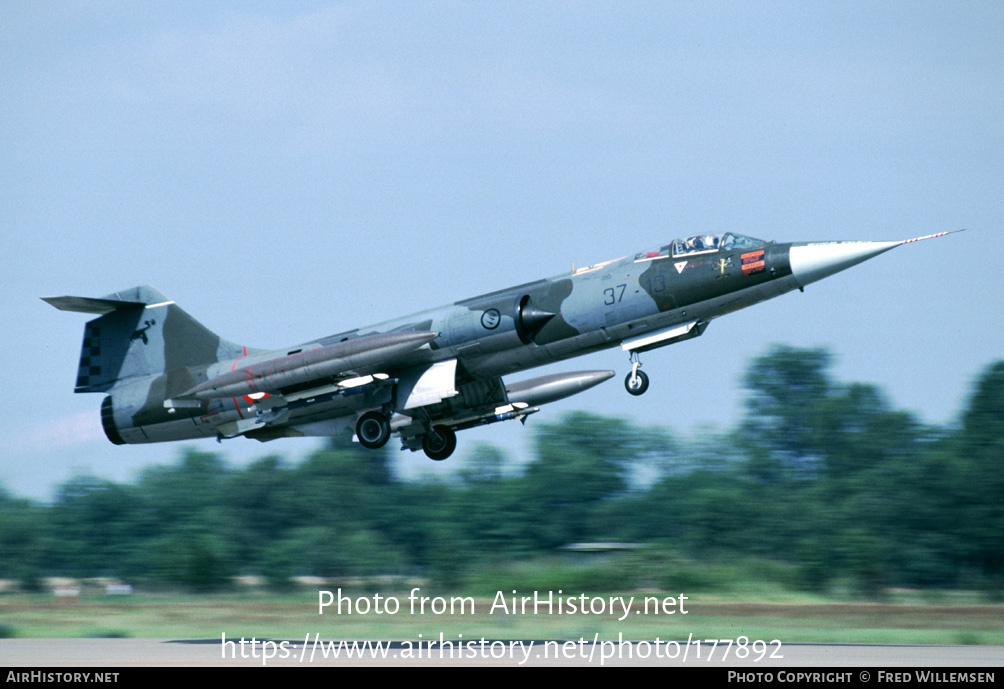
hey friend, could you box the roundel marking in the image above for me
[481,308,501,330]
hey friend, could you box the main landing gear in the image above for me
[356,411,391,449]
[422,425,457,461]
[624,351,650,396]
[356,412,457,461]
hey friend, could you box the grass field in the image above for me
[2,588,1002,645]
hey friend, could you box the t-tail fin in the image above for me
[43,285,245,392]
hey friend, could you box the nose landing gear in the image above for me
[624,351,649,396]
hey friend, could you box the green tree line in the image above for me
[2,346,1002,595]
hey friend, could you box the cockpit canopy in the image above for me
[634,233,766,262]
[673,232,765,256]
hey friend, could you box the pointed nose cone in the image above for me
[789,240,901,288]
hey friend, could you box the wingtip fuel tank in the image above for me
[181,330,438,400]
[506,370,616,408]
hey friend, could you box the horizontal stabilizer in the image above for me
[42,295,148,315]
[42,286,175,315]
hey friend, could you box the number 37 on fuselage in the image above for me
[44,230,960,461]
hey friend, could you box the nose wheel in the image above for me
[624,352,650,396]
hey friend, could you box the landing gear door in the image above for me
[398,359,459,410]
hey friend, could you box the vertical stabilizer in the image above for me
[43,286,244,392]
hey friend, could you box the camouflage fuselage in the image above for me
[104,237,798,444]
[52,231,962,450]
[322,239,796,378]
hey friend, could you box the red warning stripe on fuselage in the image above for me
[741,249,766,275]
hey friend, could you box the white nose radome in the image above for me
[789,241,901,288]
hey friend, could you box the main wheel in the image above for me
[422,425,457,461]
[356,411,391,449]
[624,369,650,396]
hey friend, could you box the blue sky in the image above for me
[3,2,1002,499]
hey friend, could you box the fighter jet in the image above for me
[45,230,960,461]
